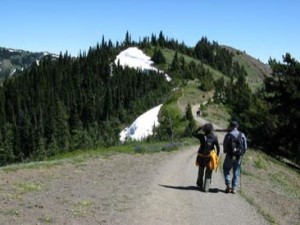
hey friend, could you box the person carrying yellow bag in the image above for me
[193,123,220,192]
[208,149,219,171]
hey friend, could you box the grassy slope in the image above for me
[223,45,272,91]
[241,150,300,225]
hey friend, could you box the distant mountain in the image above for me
[0,47,58,81]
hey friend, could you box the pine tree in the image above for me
[171,51,180,71]
[158,31,166,47]
[0,123,15,165]
[264,53,300,162]
[151,48,166,64]
[124,31,131,47]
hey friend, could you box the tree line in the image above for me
[0,31,258,165]
[147,31,300,164]
[212,54,300,164]
[1,31,298,165]
[0,37,172,165]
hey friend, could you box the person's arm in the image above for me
[223,133,229,153]
[215,139,220,156]
[212,134,220,156]
[242,133,247,151]
[192,126,202,138]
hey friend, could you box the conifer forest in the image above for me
[0,32,299,166]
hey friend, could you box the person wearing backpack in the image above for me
[223,121,247,194]
[193,123,220,192]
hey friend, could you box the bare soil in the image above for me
[0,145,271,225]
[0,105,298,225]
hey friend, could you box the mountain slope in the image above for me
[223,45,272,89]
[0,34,275,165]
[0,47,58,81]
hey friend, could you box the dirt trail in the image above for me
[126,146,270,225]
[0,146,270,225]
[0,105,271,225]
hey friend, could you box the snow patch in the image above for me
[120,104,162,142]
[114,47,171,81]
[9,68,16,76]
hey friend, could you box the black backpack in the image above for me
[201,134,215,153]
[228,132,244,156]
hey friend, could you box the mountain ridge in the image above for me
[0,47,58,81]
[2,32,293,166]
[1,40,272,84]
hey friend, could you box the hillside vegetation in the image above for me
[176,79,300,225]
[0,47,57,81]
[0,31,299,224]
[0,31,299,167]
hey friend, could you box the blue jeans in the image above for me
[223,154,242,189]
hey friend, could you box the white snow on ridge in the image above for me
[115,47,153,71]
[114,47,171,81]
[120,104,162,142]
[116,47,173,142]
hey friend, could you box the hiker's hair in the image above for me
[229,121,239,130]
[202,123,213,134]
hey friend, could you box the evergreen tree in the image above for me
[213,77,226,103]
[0,123,15,165]
[0,33,173,165]
[158,31,166,47]
[263,53,300,162]
[170,51,180,71]
[124,31,132,47]
[151,48,166,64]
[155,107,180,142]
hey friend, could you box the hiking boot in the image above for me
[204,179,211,192]
[196,180,203,188]
[225,186,231,193]
[231,188,237,194]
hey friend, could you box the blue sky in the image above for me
[1,0,299,63]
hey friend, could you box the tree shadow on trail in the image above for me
[159,184,225,193]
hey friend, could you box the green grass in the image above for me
[201,103,231,128]
[240,192,277,225]
[232,52,268,91]
[0,208,21,217]
[253,156,268,170]
[70,200,95,218]
[0,141,186,172]
[38,216,54,224]
[144,47,230,84]
[15,182,44,194]
[179,81,211,106]
[241,149,300,224]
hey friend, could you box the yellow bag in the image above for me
[208,150,219,171]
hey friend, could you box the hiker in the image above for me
[196,109,201,117]
[193,123,220,192]
[223,121,247,194]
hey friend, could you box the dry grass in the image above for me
[241,149,300,225]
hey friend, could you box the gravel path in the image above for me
[124,146,270,225]
[0,105,271,224]
[0,146,270,225]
